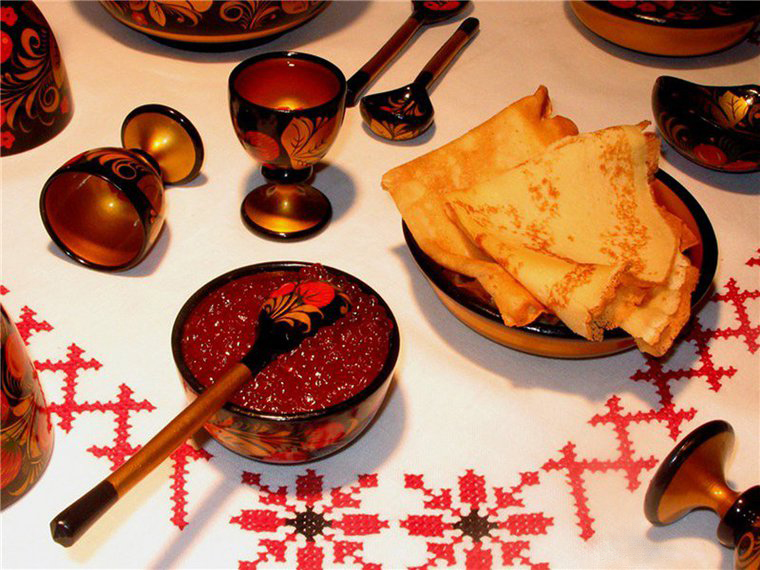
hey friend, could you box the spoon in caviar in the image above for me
[360,17,478,141]
[50,281,351,548]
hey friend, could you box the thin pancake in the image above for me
[446,125,697,355]
[382,86,578,326]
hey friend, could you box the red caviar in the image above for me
[181,266,393,414]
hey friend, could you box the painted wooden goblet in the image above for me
[645,420,760,570]
[39,104,204,271]
[229,51,346,240]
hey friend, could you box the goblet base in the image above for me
[241,182,332,240]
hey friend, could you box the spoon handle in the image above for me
[50,281,350,548]
[414,17,479,92]
[346,14,422,107]
[49,356,266,548]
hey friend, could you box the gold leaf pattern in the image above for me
[281,116,336,169]
[715,91,749,128]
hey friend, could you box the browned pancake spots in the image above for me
[548,264,594,309]
[506,205,522,229]
[527,173,560,219]
[525,221,554,251]
[597,136,649,273]
[528,182,548,212]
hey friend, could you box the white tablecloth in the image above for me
[2,2,759,568]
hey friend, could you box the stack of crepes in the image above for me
[382,86,699,356]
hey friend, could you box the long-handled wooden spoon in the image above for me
[50,281,351,547]
[345,0,470,107]
[360,17,479,141]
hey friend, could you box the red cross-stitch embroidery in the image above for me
[4,294,210,530]
[400,470,552,569]
[232,469,388,570]
[170,442,214,529]
[543,250,760,541]
[13,306,53,344]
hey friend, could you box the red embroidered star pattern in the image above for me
[400,470,552,569]
[232,469,388,570]
[2,244,757,567]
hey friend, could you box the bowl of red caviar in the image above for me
[171,262,400,464]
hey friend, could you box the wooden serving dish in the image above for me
[403,170,718,359]
[570,1,760,57]
[99,1,328,51]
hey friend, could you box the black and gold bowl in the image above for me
[99,1,329,51]
[403,170,718,359]
[653,76,760,173]
[171,262,400,464]
[570,1,760,57]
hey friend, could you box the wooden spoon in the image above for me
[50,281,351,547]
[360,17,479,141]
[345,0,470,107]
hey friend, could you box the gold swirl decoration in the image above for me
[81,148,156,182]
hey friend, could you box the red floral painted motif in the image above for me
[721,159,759,171]
[281,1,311,14]
[268,281,336,308]
[401,470,552,569]
[693,143,727,166]
[424,1,462,10]
[262,280,346,336]
[1,131,14,149]
[296,282,336,308]
[0,31,12,63]
[243,130,280,162]
[131,10,147,26]
[0,6,17,26]
[232,470,388,569]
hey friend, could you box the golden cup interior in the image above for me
[233,56,342,110]
[652,430,737,524]
[43,172,145,269]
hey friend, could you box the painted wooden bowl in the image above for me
[403,170,718,359]
[570,1,760,57]
[99,1,328,51]
[653,76,760,173]
[172,262,400,464]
